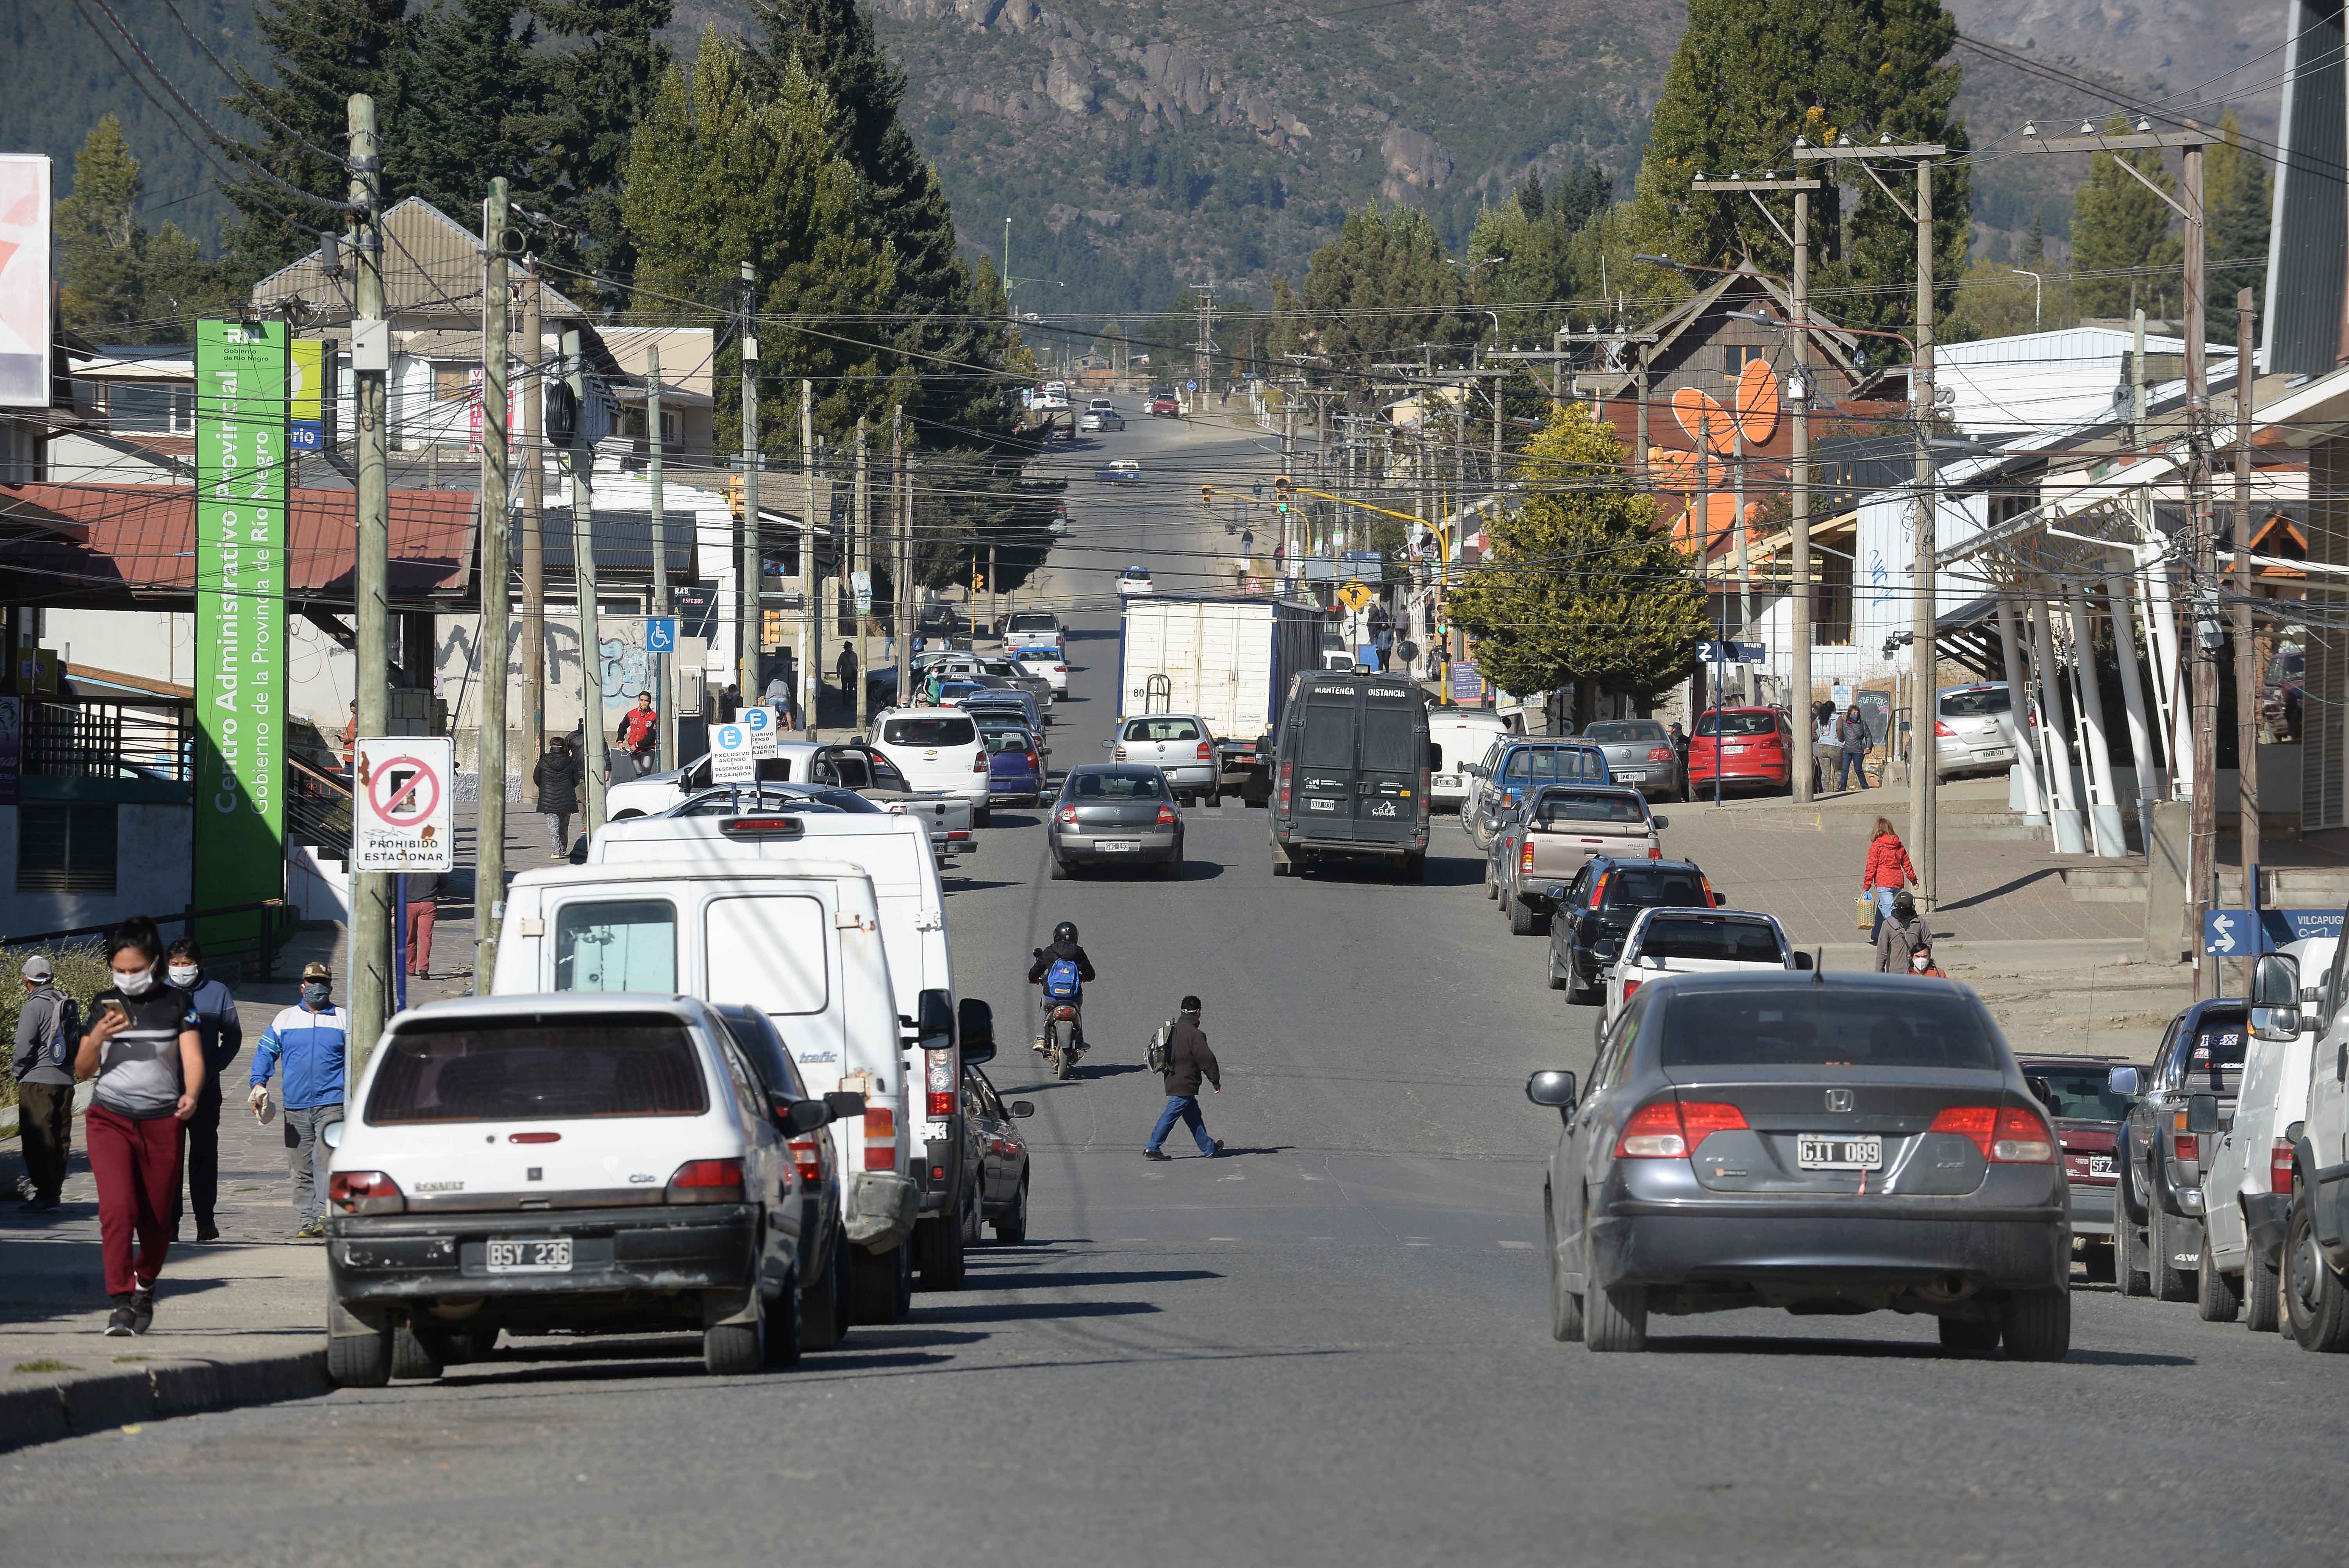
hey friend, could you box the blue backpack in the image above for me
[1043,956,1082,1000]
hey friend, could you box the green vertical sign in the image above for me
[193,319,289,941]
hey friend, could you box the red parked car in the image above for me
[1685,706,1794,795]
[1146,390,1182,417]
[2015,1053,2142,1283]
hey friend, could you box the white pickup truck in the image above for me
[2247,936,2349,1350]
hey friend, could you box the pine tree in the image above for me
[2205,108,2272,320]
[222,0,411,276]
[1447,401,1712,700]
[1297,205,1470,387]
[393,0,542,225]
[2021,213,2045,264]
[532,0,674,290]
[55,116,146,339]
[2069,114,2180,318]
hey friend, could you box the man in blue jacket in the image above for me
[248,962,347,1240]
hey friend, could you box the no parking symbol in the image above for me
[354,736,454,871]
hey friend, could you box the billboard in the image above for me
[289,338,325,450]
[193,320,290,934]
[0,155,52,409]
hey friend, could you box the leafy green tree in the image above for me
[2205,108,2272,320]
[56,116,238,342]
[1447,401,1711,701]
[1466,166,1616,342]
[1296,205,1472,396]
[2069,114,2180,318]
[1629,0,1971,345]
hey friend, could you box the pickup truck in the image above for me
[2111,999,2248,1303]
[603,741,974,855]
[1489,785,1663,936]
[1098,460,1142,484]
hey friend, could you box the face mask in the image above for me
[1912,952,1931,971]
[168,964,200,989]
[114,966,154,996]
[301,983,331,1008]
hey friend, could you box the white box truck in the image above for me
[1117,594,1332,801]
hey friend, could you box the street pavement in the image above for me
[7,411,2348,1563]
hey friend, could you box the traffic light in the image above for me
[1273,474,1292,513]
[1201,485,1214,507]
[727,474,745,520]
[973,572,986,593]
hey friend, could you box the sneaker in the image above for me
[104,1295,137,1336]
[18,1195,59,1214]
[1032,1039,1050,1054]
[296,1216,326,1240]
[195,1222,220,1242]
[1143,1149,1171,1162]
[130,1289,155,1335]
[1209,1140,1227,1158]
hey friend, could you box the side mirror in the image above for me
[824,1091,868,1121]
[1525,1069,1577,1118]
[916,987,954,1047]
[1544,884,1567,902]
[2252,952,2301,1008]
[780,1098,832,1135]
[1101,738,1116,748]
[319,1118,345,1151]
[2186,1093,2221,1135]
[2107,1066,2143,1099]
[1008,1101,1035,1119]
[1791,950,1815,971]
[958,997,996,1066]
[1712,891,1729,907]
[1652,815,1669,831]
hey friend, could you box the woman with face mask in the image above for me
[73,916,205,1335]
[164,937,241,1243]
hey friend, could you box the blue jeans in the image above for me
[1869,886,1897,941]
[1147,1094,1215,1155]
[1838,750,1869,789]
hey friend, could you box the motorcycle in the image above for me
[1032,948,1087,1081]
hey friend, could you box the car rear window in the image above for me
[1603,868,1707,907]
[1638,915,1784,964]
[1695,712,1778,737]
[1361,704,1420,771]
[554,900,676,992]
[2028,1065,2133,1121]
[884,716,977,747]
[365,1016,708,1123]
[1660,989,2002,1071]
[1128,718,1203,741]
[1940,688,2012,718]
[980,729,1035,754]
[1505,747,1604,780]
[1071,768,1163,799]
[2186,1014,2249,1071]
[1007,614,1056,631]
[1535,793,1648,827]
[1584,721,1668,745]
[1298,706,1354,768]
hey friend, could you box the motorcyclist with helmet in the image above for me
[1027,921,1097,1055]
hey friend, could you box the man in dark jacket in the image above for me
[1144,996,1224,1161]
[164,938,241,1240]
[533,736,582,854]
[13,955,79,1212]
[1026,921,1096,1054]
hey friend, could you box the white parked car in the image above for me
[1600,906,1804,1028]
[1428,712,1511,813]
[867,706,992,823]
[1936,682,2029,779]
[2202,935,2335,1331]
[1011,647,1069,697]
[1003,609,1064,654]
[1115,564,1154,595]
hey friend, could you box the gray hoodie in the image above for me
[1874,910,1931,973]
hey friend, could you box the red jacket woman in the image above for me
[1862,819,1918,891]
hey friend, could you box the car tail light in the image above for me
[1649,844,1662,859]
[1278,760,1293,813]
[1621,977,1643,1000]
[329,1171,405,1215]
[1027,752,1041,773]
[1113,744,1128,761]
[928,1090,955,1118]
[2272,1138,2296,1194]
[864,1105,898,1171]
[1052,665,1065,675]
[666,1158,745,1203]
[1588,871,1609,909]
[1521,840,1536,873]
[1615,1098,1747,1158]
[1929,1105,2055,1163]
[1935,720,1955,738]
[1418,767,1431,823]
[788,1135,824,1183]
[1156,804,1178,826]
[2173,1132,2199,1165]
[1648,746,1673,763]
[1196,741,1213,761]
[1057,804,1078,825]
[973,751,988,773]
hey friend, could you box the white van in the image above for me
[588,810,979,1288]
[2203,935,2336,1329]
[1429,712,1511,812]
[869,707,990,821]
[491,855,923,1319]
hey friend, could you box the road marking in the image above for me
[1499,1240,1534,1250]
[1208,1236,1241,1242]
[1218,1174,1246,1181]
[1309,1236,1334,1242]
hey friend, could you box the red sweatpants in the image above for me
[405,900,435,974]
[86,1104,184,1297]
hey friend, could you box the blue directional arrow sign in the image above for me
[2202,908,2345,955]
[645,616,677,653]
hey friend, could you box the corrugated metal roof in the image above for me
[250,199,590,324]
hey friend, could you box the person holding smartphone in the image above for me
[75,916,204,1336]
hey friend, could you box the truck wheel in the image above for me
[390,1322,445,1381]
[2001,1289,2072,1361]
[2246,1248,2281,1333]
[1509,897,1537,936]
[2283,1187,2349,1351]
[916,1212,966,1291]
[327,1314,392,1388]
[1936,1316,2000,1356]
[850,1243,908,1324]
[703,1315,763,1376]
[802,1230,848,1351]
[2150,1205,2194,1302]
[2118,1212,2152,1297]
[2197,1239,2242,1322]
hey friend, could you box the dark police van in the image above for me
[1268,672,1435,881]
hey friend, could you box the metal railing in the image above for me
[287,754,353,857]
[0,898,290,980]
[20,696,193,784]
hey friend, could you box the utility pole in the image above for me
[738,262,761,707]
[854,415,870,733]
[1798,135,1946,905]
[1194,285,1215,409]
[347,92,390,1068]
[893,406,909,702]
[564,328,607,836]
[800,379,817,740]
[2020,118,2218,987]
[2233,287,2259,944]
[520,267,545,770]
[475,178,512,993]
[649,343,672,770]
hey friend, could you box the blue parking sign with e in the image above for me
[1186,380,1197,392]
[646,616,677,652]
[742,705,770,733]
[710,723,756,782]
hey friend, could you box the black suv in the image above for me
[1544,855,1723,1004]
[2111,998,2247,1302]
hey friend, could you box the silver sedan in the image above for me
[1048,763,1184,879]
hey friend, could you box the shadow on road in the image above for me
[958,1269,1222,1290]
[1645,1335,2194,1366]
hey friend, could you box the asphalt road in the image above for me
[8,412,2348,1564]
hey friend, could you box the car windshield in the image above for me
[1070,768,1163,800]
[365,1016,708,1123]
[883,716,976,747]
[1638,915,1784,964]
[1602,868,1707,907]
[1128,718,1203,741]
[1661,988,2002,1071]
[2028,1065,2134,1121]
[1534,793,1648,827]
[1695,712,1777,737]
[1940,688,2012,718]
[1584,721,1667,745]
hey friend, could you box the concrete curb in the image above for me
[0,1347,330,1452]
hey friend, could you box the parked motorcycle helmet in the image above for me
[1053,920,1078,944]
